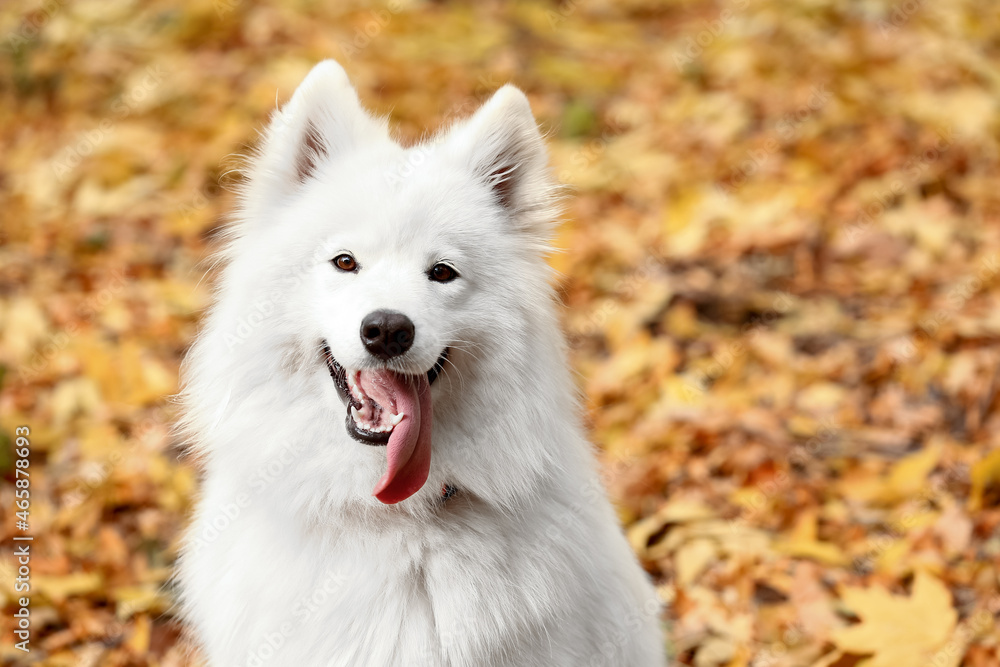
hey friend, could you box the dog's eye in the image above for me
[332,254,358,272]
[429,263,458,283]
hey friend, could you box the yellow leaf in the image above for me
[0,298,50,360]
[675,538,718,587]
[888,442,942,499]
[969,449,1000,511]
[651,498,716,525]
[776,539,848,566]
[874,538,911,577]
[775,511,848,566]
[50,378,103,428]
[789,510,819,542]
[796,382,845,413]
[125,614,151,653]
[695,635,735,667]
[33,572,103,603]
[627,499,715,555]
[111,585,168,618]
[832,571,956,663]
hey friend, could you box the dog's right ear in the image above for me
[243,60,388,208]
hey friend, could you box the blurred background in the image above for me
[1,0,999,665]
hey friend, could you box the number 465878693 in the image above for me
[14,426,30,527]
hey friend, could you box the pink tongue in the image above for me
[362,371,432,504]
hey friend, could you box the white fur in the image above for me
[177,60,667,667]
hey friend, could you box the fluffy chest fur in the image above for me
[182,474,663,666]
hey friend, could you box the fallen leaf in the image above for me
[887,442,942,500]
[675,538,719,587]
[969,449,1000,511]
[775,511,848,566]
[33,572,104,604]
[831,571,957,666]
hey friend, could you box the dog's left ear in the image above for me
[446,85,559,239]
[242,60,390,214]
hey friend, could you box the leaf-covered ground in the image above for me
[2,0,1000,665]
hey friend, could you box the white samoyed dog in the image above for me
[177,60,667,667]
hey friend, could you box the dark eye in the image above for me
[332,254,358,272]
[429,263,458,283]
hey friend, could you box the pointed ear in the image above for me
[243,60,389,209]
[444,85,559,239]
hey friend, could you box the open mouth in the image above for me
[322,343,447,444]
[322,342,447,504]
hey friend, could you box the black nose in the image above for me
[360,310,415,360]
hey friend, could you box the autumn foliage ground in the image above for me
[1,0,1000,665]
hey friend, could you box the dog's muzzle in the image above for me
[321,343,448,445]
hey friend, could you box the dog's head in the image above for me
[187,61,565,508]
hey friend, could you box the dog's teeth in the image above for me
[389,413,404,426]
[350,372,365,397]
[350,406,362,423]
